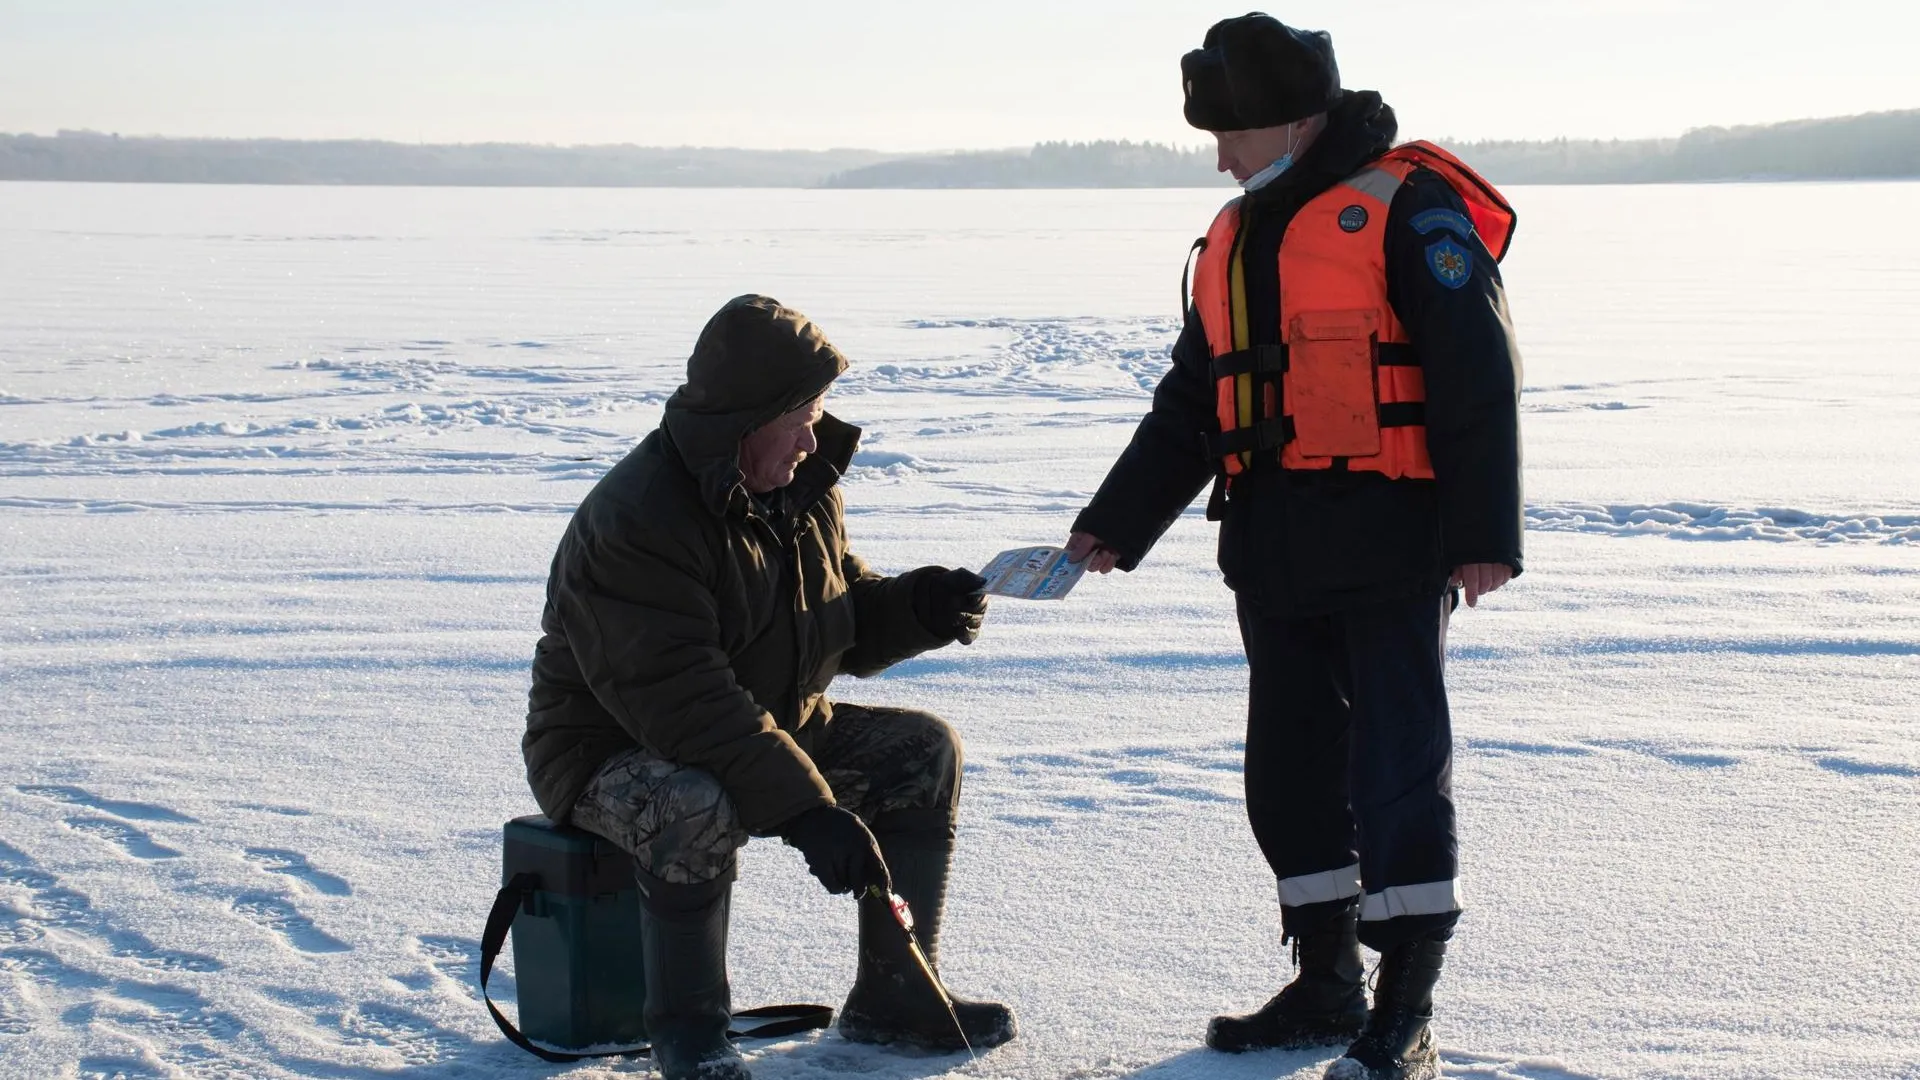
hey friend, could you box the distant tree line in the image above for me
[0,133,890,187]
[823,110,1920,187]
[818,140,1220,188]
[3,110,1915,188]
[1456,110,1920,184]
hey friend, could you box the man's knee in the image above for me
[639,767,749,884]
[573,752,748,886]
[821,706,964,822]
[904,709,962,777]
[893,709,963,812]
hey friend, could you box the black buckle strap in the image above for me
[480,873,834,1063]
[1208,404,1423,465]
[1213,342,1413,376]
[1210,417,1293,458]
[1209,344,1288,378]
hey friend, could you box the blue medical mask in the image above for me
[1239,125,1303,191]
[1239,153,1294,191]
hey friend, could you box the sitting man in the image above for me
[521,294,1015,1079]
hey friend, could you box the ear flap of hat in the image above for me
[1181,47,1243,131]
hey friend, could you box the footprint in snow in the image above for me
[1585,738,1741,770]
[1812,754,1919,779]
[414,934,489,992]
[15,785,198,824]
[75,1055,171,1080]
[1,946,110,990]
[0,913,42,947]
[232,893,351,954]
[0,978,34,1036]
[0,850,220,972]
[100,925,225,974]
[243,847,352,896]
[67,817,183,860]
[66,980,252,1080]
[330,1001,473,1065]
[64,978,243,1044]
[261,984,346,1010]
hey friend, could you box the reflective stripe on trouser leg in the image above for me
[1360,879,1462,921]
[1235,595,1362,941]
[1277,863,1363,907]
[1343,590,1459,942]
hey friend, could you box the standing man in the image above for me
[525,295,1015,1080]
[1065,14,1522,1080]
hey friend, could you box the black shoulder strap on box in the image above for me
[480,872,835,1063]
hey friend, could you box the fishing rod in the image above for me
[862,883,977,1066]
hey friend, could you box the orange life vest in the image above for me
[1190,141,1514,480]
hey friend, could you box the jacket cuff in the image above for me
[1445,552,1524,576]
[1070,506,1153,571]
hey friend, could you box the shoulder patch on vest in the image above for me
[1410,207,1475,240]
[1338,205,1369,232]
[1426,237,1473,290]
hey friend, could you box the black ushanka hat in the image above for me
[1182,13,1342,131]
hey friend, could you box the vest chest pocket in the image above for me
[1287,309,1381,459]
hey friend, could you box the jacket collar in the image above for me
[1244,89,1399,210]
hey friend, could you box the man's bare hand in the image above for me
[1065,532,1120,574]
[1451,563,1513,608]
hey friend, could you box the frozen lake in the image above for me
[2,180,1918,1080]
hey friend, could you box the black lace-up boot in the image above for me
[1207,899,1367,1052]
[1323,929,1449,1080]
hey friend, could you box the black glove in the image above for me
[779,805,889,895]
[912,566,989,645]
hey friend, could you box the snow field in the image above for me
[2,181,1917,1078]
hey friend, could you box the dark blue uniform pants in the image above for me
[1238,588,1461,951]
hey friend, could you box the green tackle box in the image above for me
[501,814,647,1049]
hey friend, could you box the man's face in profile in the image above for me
[739,394,827,493]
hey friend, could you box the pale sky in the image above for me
[2,0,1915,150]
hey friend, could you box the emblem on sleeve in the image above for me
[1410,207,1476,240]
[1338,205,1369,232]
[1426,237,1473,289]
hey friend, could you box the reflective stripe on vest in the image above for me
[1191,141,1515,479]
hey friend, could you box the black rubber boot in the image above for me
[638,871,751,1080]
[838,812,1016,1051]
[1207,900,1368,1052]
[1324,930,1449,1080]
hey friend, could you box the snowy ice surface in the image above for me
[2,182,1917,1080]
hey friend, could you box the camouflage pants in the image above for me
[570,704,962,886]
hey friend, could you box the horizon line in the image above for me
[10,105,1918,155]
